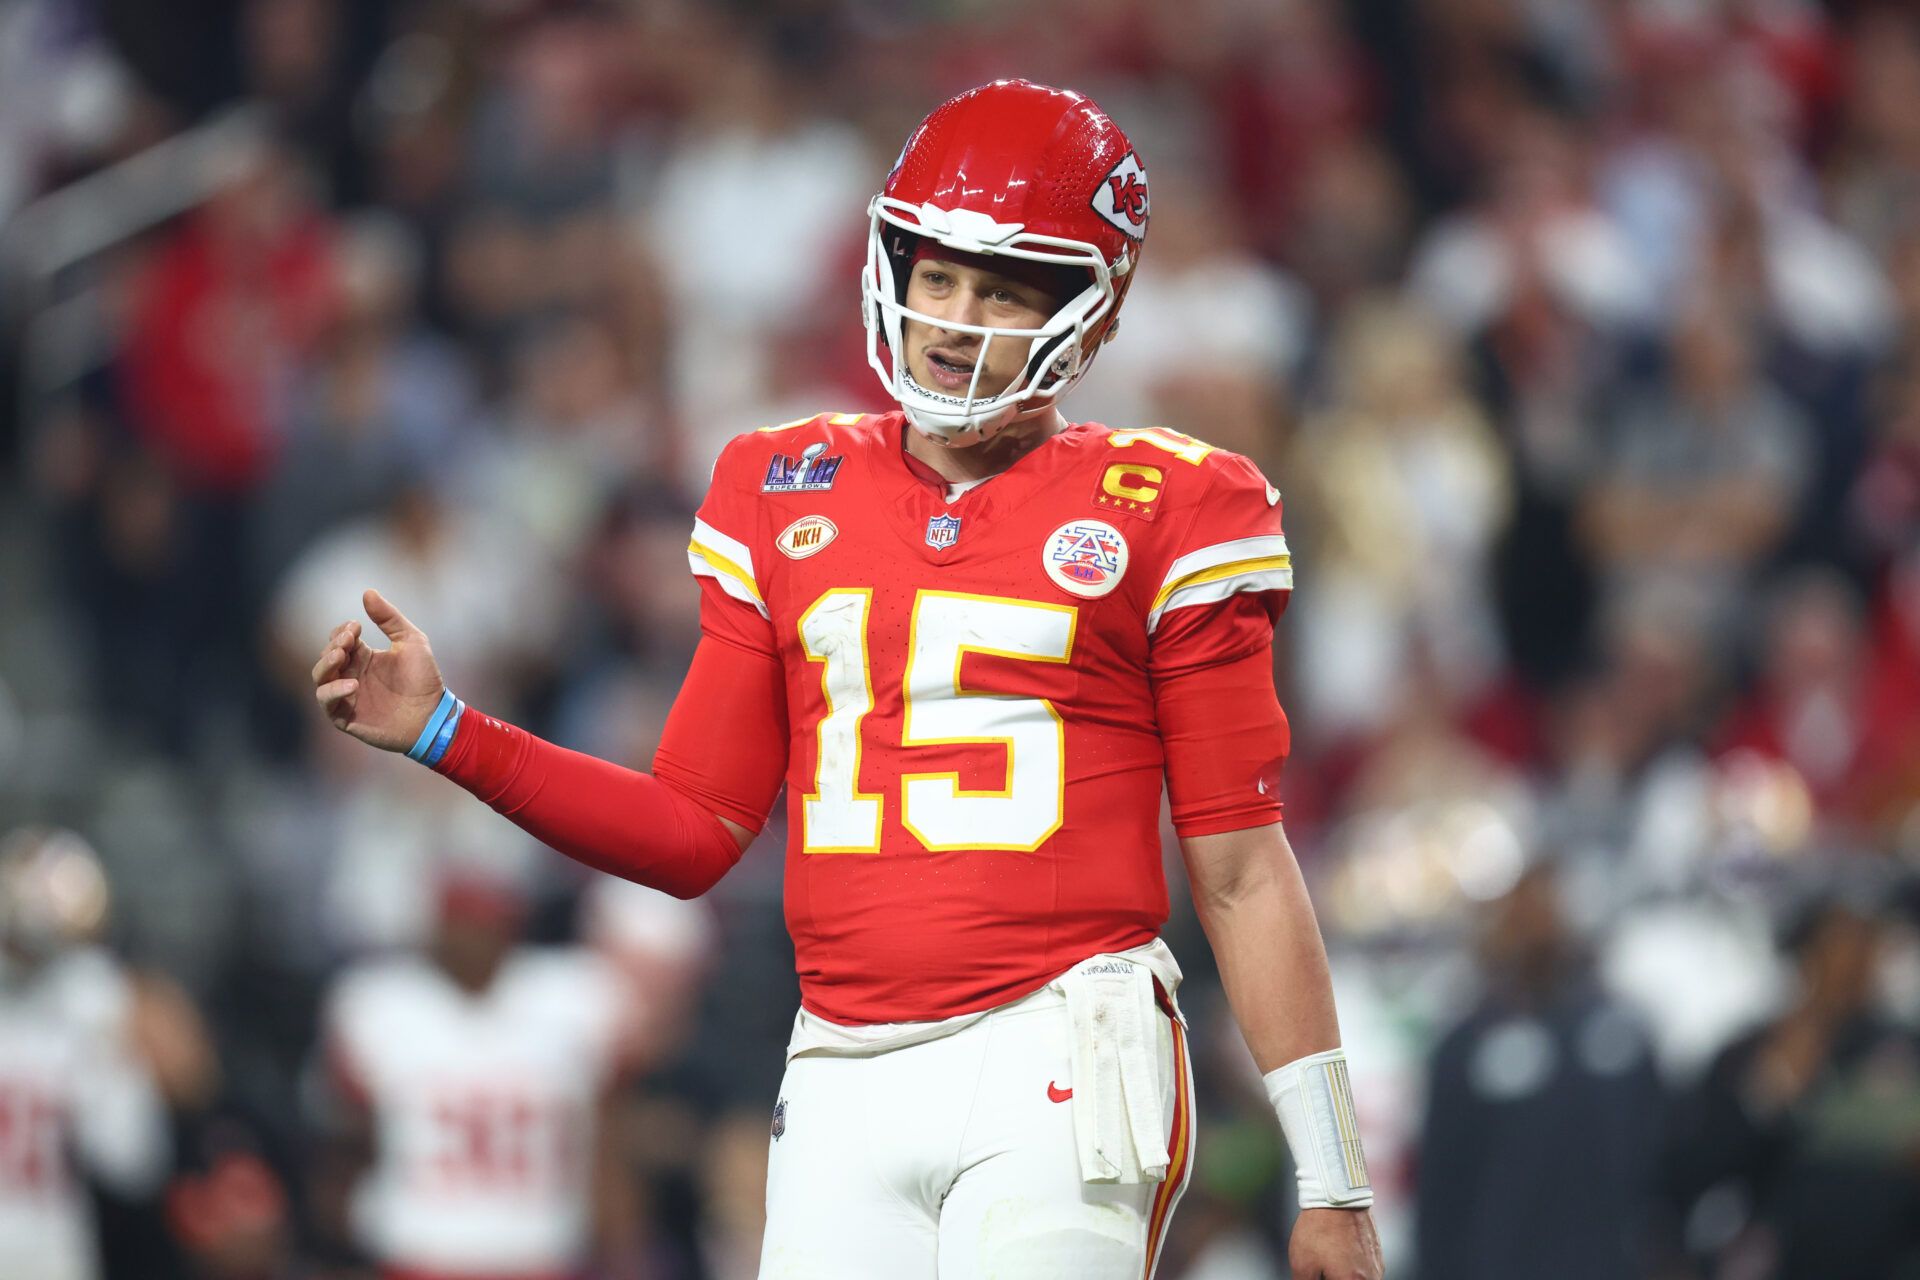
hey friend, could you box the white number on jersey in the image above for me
[799,590,1078,854]
[798,590,885,852]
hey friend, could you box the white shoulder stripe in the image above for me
[688,516,768,618]
[691,517,756,581]
[1147,565,1294,634]
[687,547,771,618]
[1154,535,1289,602]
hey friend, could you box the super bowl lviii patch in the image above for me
[763,442,845,493]
[1043,520,1128,598]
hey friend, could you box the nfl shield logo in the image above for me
[926,514,962,550]
[772,1098,787,1140]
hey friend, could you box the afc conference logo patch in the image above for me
[926,513,962,550]
[1091,151,1149,240]
[1043,519,1129,599]
[777,514,837,559]
[763,441,845,493]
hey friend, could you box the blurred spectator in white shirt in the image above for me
[267,481,559,719]
[641,34,874,483]
[1288,297,1512,738]
[0,827,198,1280]
[1411,104,1657,342]
[1602,54,1892,361]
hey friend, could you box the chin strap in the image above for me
[898,377,1018,442]
[898,371,1059,443]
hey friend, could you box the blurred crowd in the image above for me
[2,0,1920,1277]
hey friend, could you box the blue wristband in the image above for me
[421,697,465,768]
[418,694,462,767]
[407,689,460,762]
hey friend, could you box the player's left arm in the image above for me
[1160,646,1383,1279]
[1148,449,1381,1279]
[1180,822,1384,1280]
[1180,822,1337,1079]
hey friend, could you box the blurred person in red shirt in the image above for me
[1713,569,1920,837]
[118,136,338,496]
[166,1148,302,1280]
[98,135,339,758]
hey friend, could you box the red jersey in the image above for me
[688,412,1291,1024]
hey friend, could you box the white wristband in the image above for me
[1264,1047,1373,1209]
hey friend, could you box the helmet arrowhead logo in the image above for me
[1107,173,1147,222]
[1091,151,1149,239]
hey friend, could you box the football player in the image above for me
[0,827,174,1280]
[314,79,1383,1280]
[315,861,637,1280]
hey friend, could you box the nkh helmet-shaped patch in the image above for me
[864,80,1149,443]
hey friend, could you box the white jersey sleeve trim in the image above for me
[1147,534,1292,633]
[688,516,769,619]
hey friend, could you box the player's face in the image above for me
[902,254,1059,408]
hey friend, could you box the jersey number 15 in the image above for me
[798,589,1077,854]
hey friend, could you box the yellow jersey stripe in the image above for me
[1151,554,1292,612]
[687,539,763,602]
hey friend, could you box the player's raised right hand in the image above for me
[312,588,448,753]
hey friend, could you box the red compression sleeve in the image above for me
[432,636,787,899]
[1154,646,1290,837]
[653,634,790,832]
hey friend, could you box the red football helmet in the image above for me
[864,79,1149,441]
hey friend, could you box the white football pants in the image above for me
[758,982,1194,1279]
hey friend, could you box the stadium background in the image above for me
[3,0,1920,1275]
